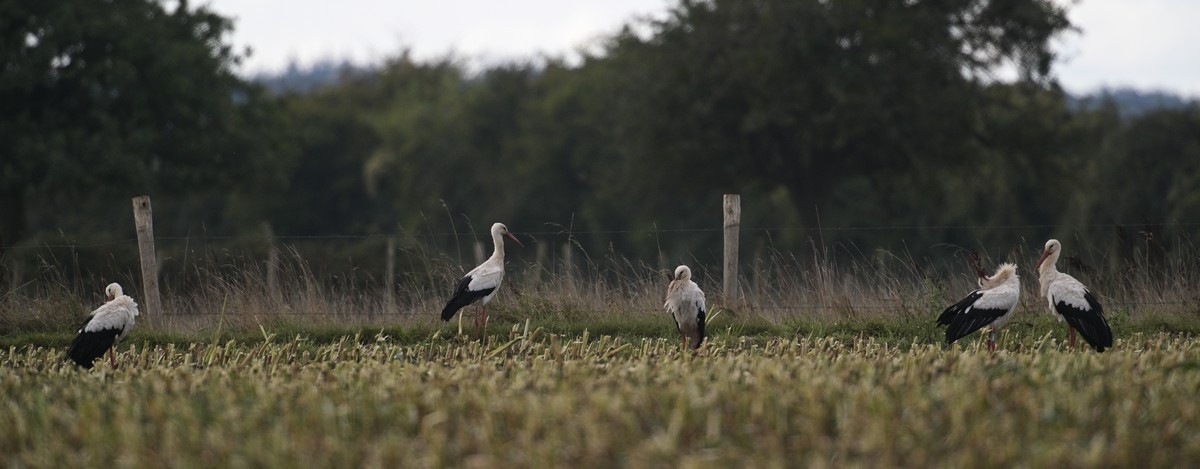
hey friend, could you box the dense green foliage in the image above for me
[3,0,1200,292]
[0,0,287,243]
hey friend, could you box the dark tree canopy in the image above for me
[5,0,1200,290]
[589,0,1073,236]
[0,0,284,242]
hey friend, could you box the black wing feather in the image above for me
[938,290,1007,344]
[66,326,121,369]
[945,308,1008,344]
[937,290,982,326]
[440,275,495,321]
[1055,290,1114,352]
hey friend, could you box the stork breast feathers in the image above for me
[1046,275,1092,310]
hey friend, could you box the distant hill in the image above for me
[1068,87,1197,117]
[253,62,1198,118]
[253,60,375,95]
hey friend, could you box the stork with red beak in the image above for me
[67,283,140,369]
[937,262,1020,352]
[1037,239,1113,352]
[441,222,523,338]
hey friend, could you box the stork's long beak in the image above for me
[504,232,524,248]
[1036,250,1051,268]
[106,294,115,301]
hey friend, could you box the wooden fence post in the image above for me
[534,241,547,283]
[131,196,164,315]
[723,194,741,301]
[383,237,396,311]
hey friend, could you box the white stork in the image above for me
[664,265,706,353]
[937,262,1021,352]
[67,282,140,369]
[441,222,523,337]
[1037,239,1113,352]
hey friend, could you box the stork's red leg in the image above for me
[109,348,116,368]
[472,306,479,339]
[987,328,996,353]
[481,305,488,339]
[1069,326,1077,348]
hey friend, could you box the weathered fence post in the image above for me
[562,242,574,288]
[383,237,396,311]
[131,196,164,315]
[723,194,741,301]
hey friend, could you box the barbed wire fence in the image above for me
[2,195,1198,320]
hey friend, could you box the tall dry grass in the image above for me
[2,228,1198,336]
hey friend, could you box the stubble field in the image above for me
[3,327,1199,467]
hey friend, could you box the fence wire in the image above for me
[3,221,1197,316]
[3,220,1198,251]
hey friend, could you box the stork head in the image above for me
[492,222,524,247]
[674,265,692,281]
[105,282,123,301]
[1037,239,1061,269]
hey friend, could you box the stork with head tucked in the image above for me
[664,265,706,353]
[1037,239,1113,352]
[67,283,140,369]
[937,262,1021,352]
[441,222,523,338]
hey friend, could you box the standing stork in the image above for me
[441,222,523,338]
[67,283,140,369]
[1037,239,1113,352]
[937,262,1021,352]
[664,265,706,353]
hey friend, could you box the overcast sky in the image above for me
[202,0,1200,97]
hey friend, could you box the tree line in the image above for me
[3,0,1198,289]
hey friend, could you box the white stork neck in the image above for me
[1038,251,1060,297]
[1038,251,1060,276]
[489,230,506,262]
